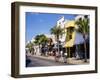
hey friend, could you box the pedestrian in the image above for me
[55,49,60,62]
[31,47,34,55]
[45,46,48,56]
[62,48,67,63]
[63,52,67,63]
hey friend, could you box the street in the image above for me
[26,55,69,67]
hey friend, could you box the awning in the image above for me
[74,32,85,45]
[64,20,77,29]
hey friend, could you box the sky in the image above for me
[25,12,77,43]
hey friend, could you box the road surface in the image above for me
[26,55,68,67]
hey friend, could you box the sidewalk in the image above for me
[28,53,89,65]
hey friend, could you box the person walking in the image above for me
[55,49,60,62]
[32,47,35,55]
[62,48,67,63]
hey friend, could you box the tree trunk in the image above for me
[39,43,41,54]
[83,37,87,62]
[57,40,60,55]
[57,36,60,55]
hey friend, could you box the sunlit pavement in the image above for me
[26,54,69,67]
[26,53,89,67]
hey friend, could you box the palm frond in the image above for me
[75,15,89,34]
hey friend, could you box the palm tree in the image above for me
[26,41,34,53]
[50,25,64,54]
[75,15,89,62]
[34,34,48,45]
[34,34,48,52]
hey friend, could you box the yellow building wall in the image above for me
[64,20,77,48]
[64,31,76,47]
